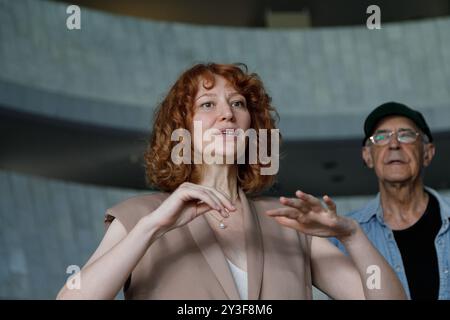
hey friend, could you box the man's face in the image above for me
[362,116,435,184]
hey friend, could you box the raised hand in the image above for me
[266,190,357,239]
[149,182,236,236]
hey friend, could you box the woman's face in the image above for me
[192,75,251,162]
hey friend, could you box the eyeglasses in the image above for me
[369,129,420,146]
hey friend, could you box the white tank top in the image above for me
[226,259,248,300]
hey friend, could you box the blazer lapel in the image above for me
[187,188,265,300]
[188,213,241,300]
[239,188,264,300]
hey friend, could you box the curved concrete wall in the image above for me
[0,170,141,299]
[1,0,450,139]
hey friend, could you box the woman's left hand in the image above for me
[266,190,357,239]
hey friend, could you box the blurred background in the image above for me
[1,0,450,299]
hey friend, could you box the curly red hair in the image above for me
[144,63,280,194]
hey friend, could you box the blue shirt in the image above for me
[329,187,450,300]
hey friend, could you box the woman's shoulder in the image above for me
[108,191,170,213]
[105,191,170,233]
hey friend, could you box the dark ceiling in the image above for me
[52,0,450,28]
[2,106,450,197]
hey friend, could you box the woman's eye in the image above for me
[231,100,245,108]
[200,102,213,109]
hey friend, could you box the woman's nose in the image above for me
[218,103,234,121]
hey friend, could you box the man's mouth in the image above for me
[386,160,405,165]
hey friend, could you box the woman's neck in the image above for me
[197,165,239,204]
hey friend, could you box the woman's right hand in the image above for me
[148,182,236,237]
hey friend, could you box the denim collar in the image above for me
[426,187,450,223]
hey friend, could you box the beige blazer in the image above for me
[104,187,313,300]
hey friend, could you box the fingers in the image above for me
[206,187,236,212]
[184,183,235,219]
[322,195,336,213]
[295,190,323,212]
[266,207,302,220]
[280,196,315,214]
[278,190,331,215]
[273,216,302,231]
[196,187,236,218]
[201,190,230,218]
[194,191,223,216]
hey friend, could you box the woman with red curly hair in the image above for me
[57,63,405,300]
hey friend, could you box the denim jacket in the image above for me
[329,187,450,299]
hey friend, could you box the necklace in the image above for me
[208,211,227,229]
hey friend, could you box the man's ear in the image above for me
[423,143,435,167]
[362,146,374,168]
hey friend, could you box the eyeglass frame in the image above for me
[367,128,426,146]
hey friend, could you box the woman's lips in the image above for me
[221,128,238,135]
[211,128,239,136]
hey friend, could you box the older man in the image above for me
[330,101,450,300]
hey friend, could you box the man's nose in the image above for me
[388,132,400,149]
